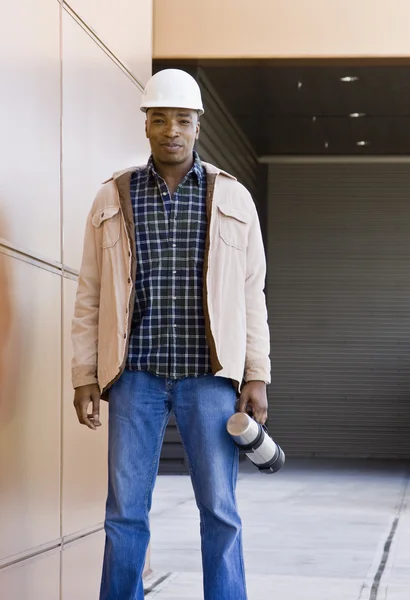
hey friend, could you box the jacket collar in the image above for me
[202,161,237,181]
[102,159,237,185]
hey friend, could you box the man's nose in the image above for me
[164,121,179,137]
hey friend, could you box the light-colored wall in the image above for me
[154,0,410,59]
[0,1,151,598]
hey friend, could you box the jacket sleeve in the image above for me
[244,201,271,384]
[71,201,103,390]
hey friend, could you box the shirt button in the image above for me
[173,270,177,274]
[128,278,131,284]
[173,296,177,300]
[163,192,167,196]
[172,243,176,248]
[124,333,127,339]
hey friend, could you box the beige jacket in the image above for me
[72,162,270,397]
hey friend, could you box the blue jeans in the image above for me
[99,370,247,600]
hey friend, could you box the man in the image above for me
[72,69,270,600]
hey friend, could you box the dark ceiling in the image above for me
[153,60,410,156]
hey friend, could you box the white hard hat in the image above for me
[140,69,204,116]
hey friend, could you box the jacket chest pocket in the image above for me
[92,206,121,248]
[218,204,250,251]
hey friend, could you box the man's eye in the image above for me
[153,119,164,124]
[180,120,190,125]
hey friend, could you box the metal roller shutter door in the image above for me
[267,162,410,458]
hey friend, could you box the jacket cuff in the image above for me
[244,368,271,385]
[72,365,99,390]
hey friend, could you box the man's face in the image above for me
[145,108,200,166]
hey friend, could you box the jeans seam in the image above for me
[143,406,170,520]
[174,414,204,518]
[174,416,209,595]
[232,444,247,600]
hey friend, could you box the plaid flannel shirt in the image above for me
[126,152,212,378]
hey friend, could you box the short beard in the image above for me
[154,151,193,166]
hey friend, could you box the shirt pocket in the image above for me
[217,204,250,251]
[92,206,121,248]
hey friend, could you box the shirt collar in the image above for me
[191,151,204,184]
[147,151,203,185]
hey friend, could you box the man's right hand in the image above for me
[73,384,102,430]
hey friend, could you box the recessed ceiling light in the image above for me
[341,76,359,82]
[312,116,317,122]
[324,142,329,149]
[349,112,366,118]
[356,140,369,147]
[298,81,303,89]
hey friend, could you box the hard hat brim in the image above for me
[140,102,204,116]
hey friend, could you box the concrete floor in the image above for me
[144,459,410,600]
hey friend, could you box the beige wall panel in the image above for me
[0,550,60,600]
[62,530,105,599]
[0,0,60,260]
[62,277,108,537]
[154,0,410,58]
[62,13,150,271]
[65,0,152,83]
[0,256,61,561]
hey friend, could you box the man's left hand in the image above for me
[237,381,268,425]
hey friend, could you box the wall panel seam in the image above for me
[62,1,145,92]
[0,526,104,571]
[0,240,81,277]
[63,265,79,278]
[0,242,62,276]
[62,524,104,547]
[59,1,64,596]
[0,540,61,570]
[63,270,79,281]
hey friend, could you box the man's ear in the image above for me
[196,119,201,140]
